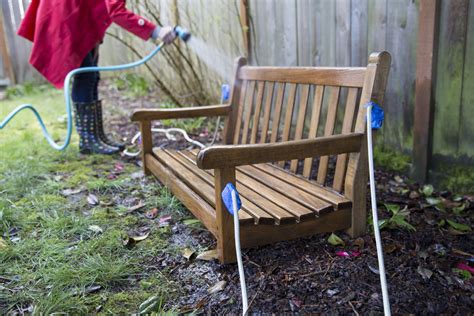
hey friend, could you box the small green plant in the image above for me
[378,204,416,231]
[111,73,150,97]
[5,82,51,99]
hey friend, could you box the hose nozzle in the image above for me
[174,26,191,42]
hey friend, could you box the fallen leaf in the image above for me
[61,188,83,196]
[139,295,160,314]
[145,208,159,219]
[448,227,471,235]
[114,163,124,173]
[353,237,365,249]
[99,199,114,206]
[88,225,103,234]
[130,171,144,179]
[183,218,201,226]
[328,233,345,246]
[0,238,8,249]
[456,262,474,274]
[131,233,149,242]
[446,219,472,232]
[394,175,404,183]
[326,289,340,297]
[182,248,195,260]
[196,249,219,261]
[158,216,172,227]
[453,202,467,215]
[409,191,420,199]
[384,243,398,254]
[335,250,361,258]
[127,201,145,213]
[368,263,380,275]
[291,297,303,308]
[426,197,442,206]
[417,266,433,280]
[87,194,99,206]
[208,280,226,294]
[123,232,150,247]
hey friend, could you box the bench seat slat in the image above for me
[176,151,295,225]
[155,150,254,224]
[184,149,335,220]
[252,163,352,210]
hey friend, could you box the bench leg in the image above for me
[214,168,237,264]
[139,121,153,176]
[347,138,368,238]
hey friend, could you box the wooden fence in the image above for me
[0,0,42,85]
[1,0,473,175]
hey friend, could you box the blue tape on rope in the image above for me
[367,101,384,130]
[221,183,241,215]
[221,84,231,102]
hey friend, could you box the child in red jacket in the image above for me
[18,0,175,154]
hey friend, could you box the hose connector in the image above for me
[174,26,191,42]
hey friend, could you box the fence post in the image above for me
[412,0,440,183]
[0,6,16,85]
[239,0,250,59]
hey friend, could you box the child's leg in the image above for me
[72,49,119,154]
[72,51,98,103]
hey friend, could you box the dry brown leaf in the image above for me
[127,201,145,213]
[182,248,195,260]
[196,249,219,261]
[207,280,226,294]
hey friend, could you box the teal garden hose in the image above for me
[1,26,190,151]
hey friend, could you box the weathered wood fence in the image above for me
[1,0,473,178]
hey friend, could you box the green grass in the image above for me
[0,86,183,314]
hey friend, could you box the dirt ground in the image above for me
[102,82,473,315]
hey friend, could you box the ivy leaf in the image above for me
[446,220,472,232]
[426,197,442,206]
[453,203,467,215]
[328,233,345,246]
[384,204,400,214]
[422,184,434,197]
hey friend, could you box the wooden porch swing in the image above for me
[131,52,391,263]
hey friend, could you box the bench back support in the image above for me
[223,53,391,195]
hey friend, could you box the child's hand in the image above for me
[152,26,176,44]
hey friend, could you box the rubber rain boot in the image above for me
[95,100,125,150]
[73,102,121,155]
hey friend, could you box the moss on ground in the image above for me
[373,146,411,173]
[0,87,183,314]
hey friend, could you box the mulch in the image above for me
[101,81,473,314]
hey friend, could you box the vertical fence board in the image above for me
[384,0,418,152]
[459,0,474,158]
[351,0,368,66]
[433,0,470,157]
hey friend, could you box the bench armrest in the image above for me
[131,104,231,121]
[197,133,363,169]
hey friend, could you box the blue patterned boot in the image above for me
[73,102,120,155]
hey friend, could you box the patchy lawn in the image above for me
[1,83,473,314]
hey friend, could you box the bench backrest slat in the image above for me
[238,67,366,87]
[225,53,391,195]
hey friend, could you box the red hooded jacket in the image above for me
[18,0,156,88]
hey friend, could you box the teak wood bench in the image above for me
[132,52,391,263]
